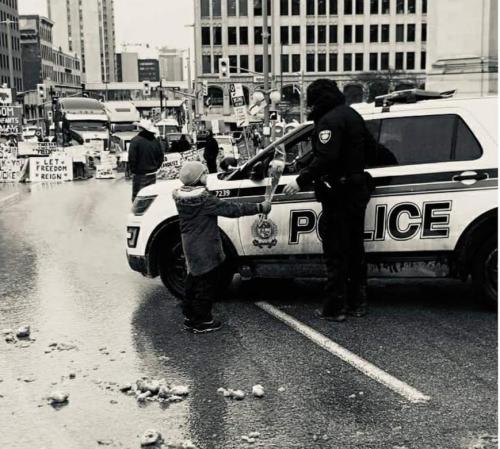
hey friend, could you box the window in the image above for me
[201,27,211,45]
[318,0,326,15]
[420,51,426,69]
[201,0,210,17]
[370,24,378,42]
[239,0,248,15]
[318,25,326,43]
[355,25,364,42]
[229,55,237,73]
[255,54,263,72]
[306,0,314,14]
[306,53,315,71]
[344,0,353,14]
[254,27,263,44]
[240,27,248,44]
[213,0,221,16]
[407,24,415,42]
[355,0,364,14]
[344,25,352,43]
[213,27,222,45]
[369,52,377,70]
[395,52,404,69]
[378,115,457,167]
[421,23,427,42]
[381,0,389,13]
[355,53,363,70]
[292,26,300,43]
[408,0,416,13]
[281,54,289,72]
[281,26,289,44]
[330,0,337,13]
[307,25,315,43]
[381,52,389,69]
[318,53,326,71]
[329,53,338,71]
[370,0,378,13]
[396,24,404,42]
[213,54,222,73]
[344,53,352,71]
[253,0,271,15]
[422,0,427,13]
[202,55,211,73]
[329,25,338,43]
[280,0,288,14]
[381,24,390,41]
[406,52,415,69]
[455,118,483,161]
[291,0,300,14]
[396,0,404,13]
[240,54,249,70]
[228,0,237,15]
[292,54,301,71]
[228,27,237,45]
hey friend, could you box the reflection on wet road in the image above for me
[0,179,497,449]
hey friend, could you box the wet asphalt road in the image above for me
[0,178,497,449]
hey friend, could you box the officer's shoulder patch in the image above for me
[318,130,332,144]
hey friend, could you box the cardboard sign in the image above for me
[0,106,22,136]
[84,140,104,156]
[18,141,61,157]
[158,148,202,180]
[95,165,116,179]
[65,145,88,163]
[0,157,24,182]
[100,151,117,168]
[0,144,17,159]
[29,155,73,182]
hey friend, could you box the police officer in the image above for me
[284,79,374,322]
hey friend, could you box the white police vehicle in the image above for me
[127,91,498,305]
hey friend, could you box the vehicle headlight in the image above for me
[132,195,157,216]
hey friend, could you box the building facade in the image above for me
[138,58,160,82]
[116,52,139,82]
[47,0,116,83]
[159,48,184,82]
[0,0,23,92]
[194,0,428,118]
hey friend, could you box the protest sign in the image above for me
[18,141,61,157]
[29,155,73,182]
[0,157,24,182]
[158,148,202,180]
[100,151,117,169]
[95,165,116,179]
[64,145,88,163]
[0,106,22,136]
[0,144,17,159]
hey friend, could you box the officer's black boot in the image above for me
[316,289,348,322]
[347,285,368,317]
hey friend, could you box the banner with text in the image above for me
[29,155,74,182]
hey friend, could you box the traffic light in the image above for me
[37,84,46,101]
[202,80,208,96]
[143,81,151,97]
[218,58,230,79]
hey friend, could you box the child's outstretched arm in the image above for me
[205,195,271,218]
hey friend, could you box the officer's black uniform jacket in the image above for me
[296,104,373,191]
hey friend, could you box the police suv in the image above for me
[127,91,498,305]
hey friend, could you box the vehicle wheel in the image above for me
[159,234,235,300]
[472,235,497,306]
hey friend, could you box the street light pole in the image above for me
[262,0,270,146]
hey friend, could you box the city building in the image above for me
[47,0,116,83]
[116,52,139,82]
[19,14,82,124]
[159,48,185,82]
[0,0,23,92]
[138,58,160,82]
[194,0,428,119]
[426,0,497,96]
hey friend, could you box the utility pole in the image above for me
[299,71,305,123]
[159,79,164,117]
[262,0,270,146]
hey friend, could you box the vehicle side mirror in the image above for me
[110,124,116,133]
[249,161,265,182]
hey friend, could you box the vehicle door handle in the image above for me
[452,172,488,182]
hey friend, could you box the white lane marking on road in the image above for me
[255,301,431,404]
[0,192,20,206]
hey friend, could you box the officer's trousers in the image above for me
[319,186,370,314]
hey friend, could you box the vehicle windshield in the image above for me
[71,121,107,131]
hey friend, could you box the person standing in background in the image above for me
[203,131,219,174]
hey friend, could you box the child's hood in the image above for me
[172,186,210,215]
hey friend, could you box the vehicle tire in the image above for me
[159,234,235,300]
[471,235,497,306]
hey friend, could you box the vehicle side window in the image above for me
[284,129,314,163]
[454,117,483,161]
[377,114,455,167]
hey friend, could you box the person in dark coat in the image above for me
[284,79,374,322]
[203,130,219,174]
[177,134,191,153]
[173,161,271,333]
[128,119,164,202]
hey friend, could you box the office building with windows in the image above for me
[194,0,428,117]
[47,0,116,83]
[0,0,23,92]
[159,48,184,82]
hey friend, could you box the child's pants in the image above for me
[183,265,221,324]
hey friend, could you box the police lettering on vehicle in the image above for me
[289,201,452,244]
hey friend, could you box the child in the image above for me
[173,161,271,334]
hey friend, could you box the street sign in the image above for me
[230,83,249,127]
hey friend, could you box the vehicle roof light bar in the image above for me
[375,89,456,108]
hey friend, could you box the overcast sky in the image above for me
[18,0,195,53]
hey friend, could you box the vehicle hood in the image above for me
[138,174,219,199]
[76,130,109,140]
